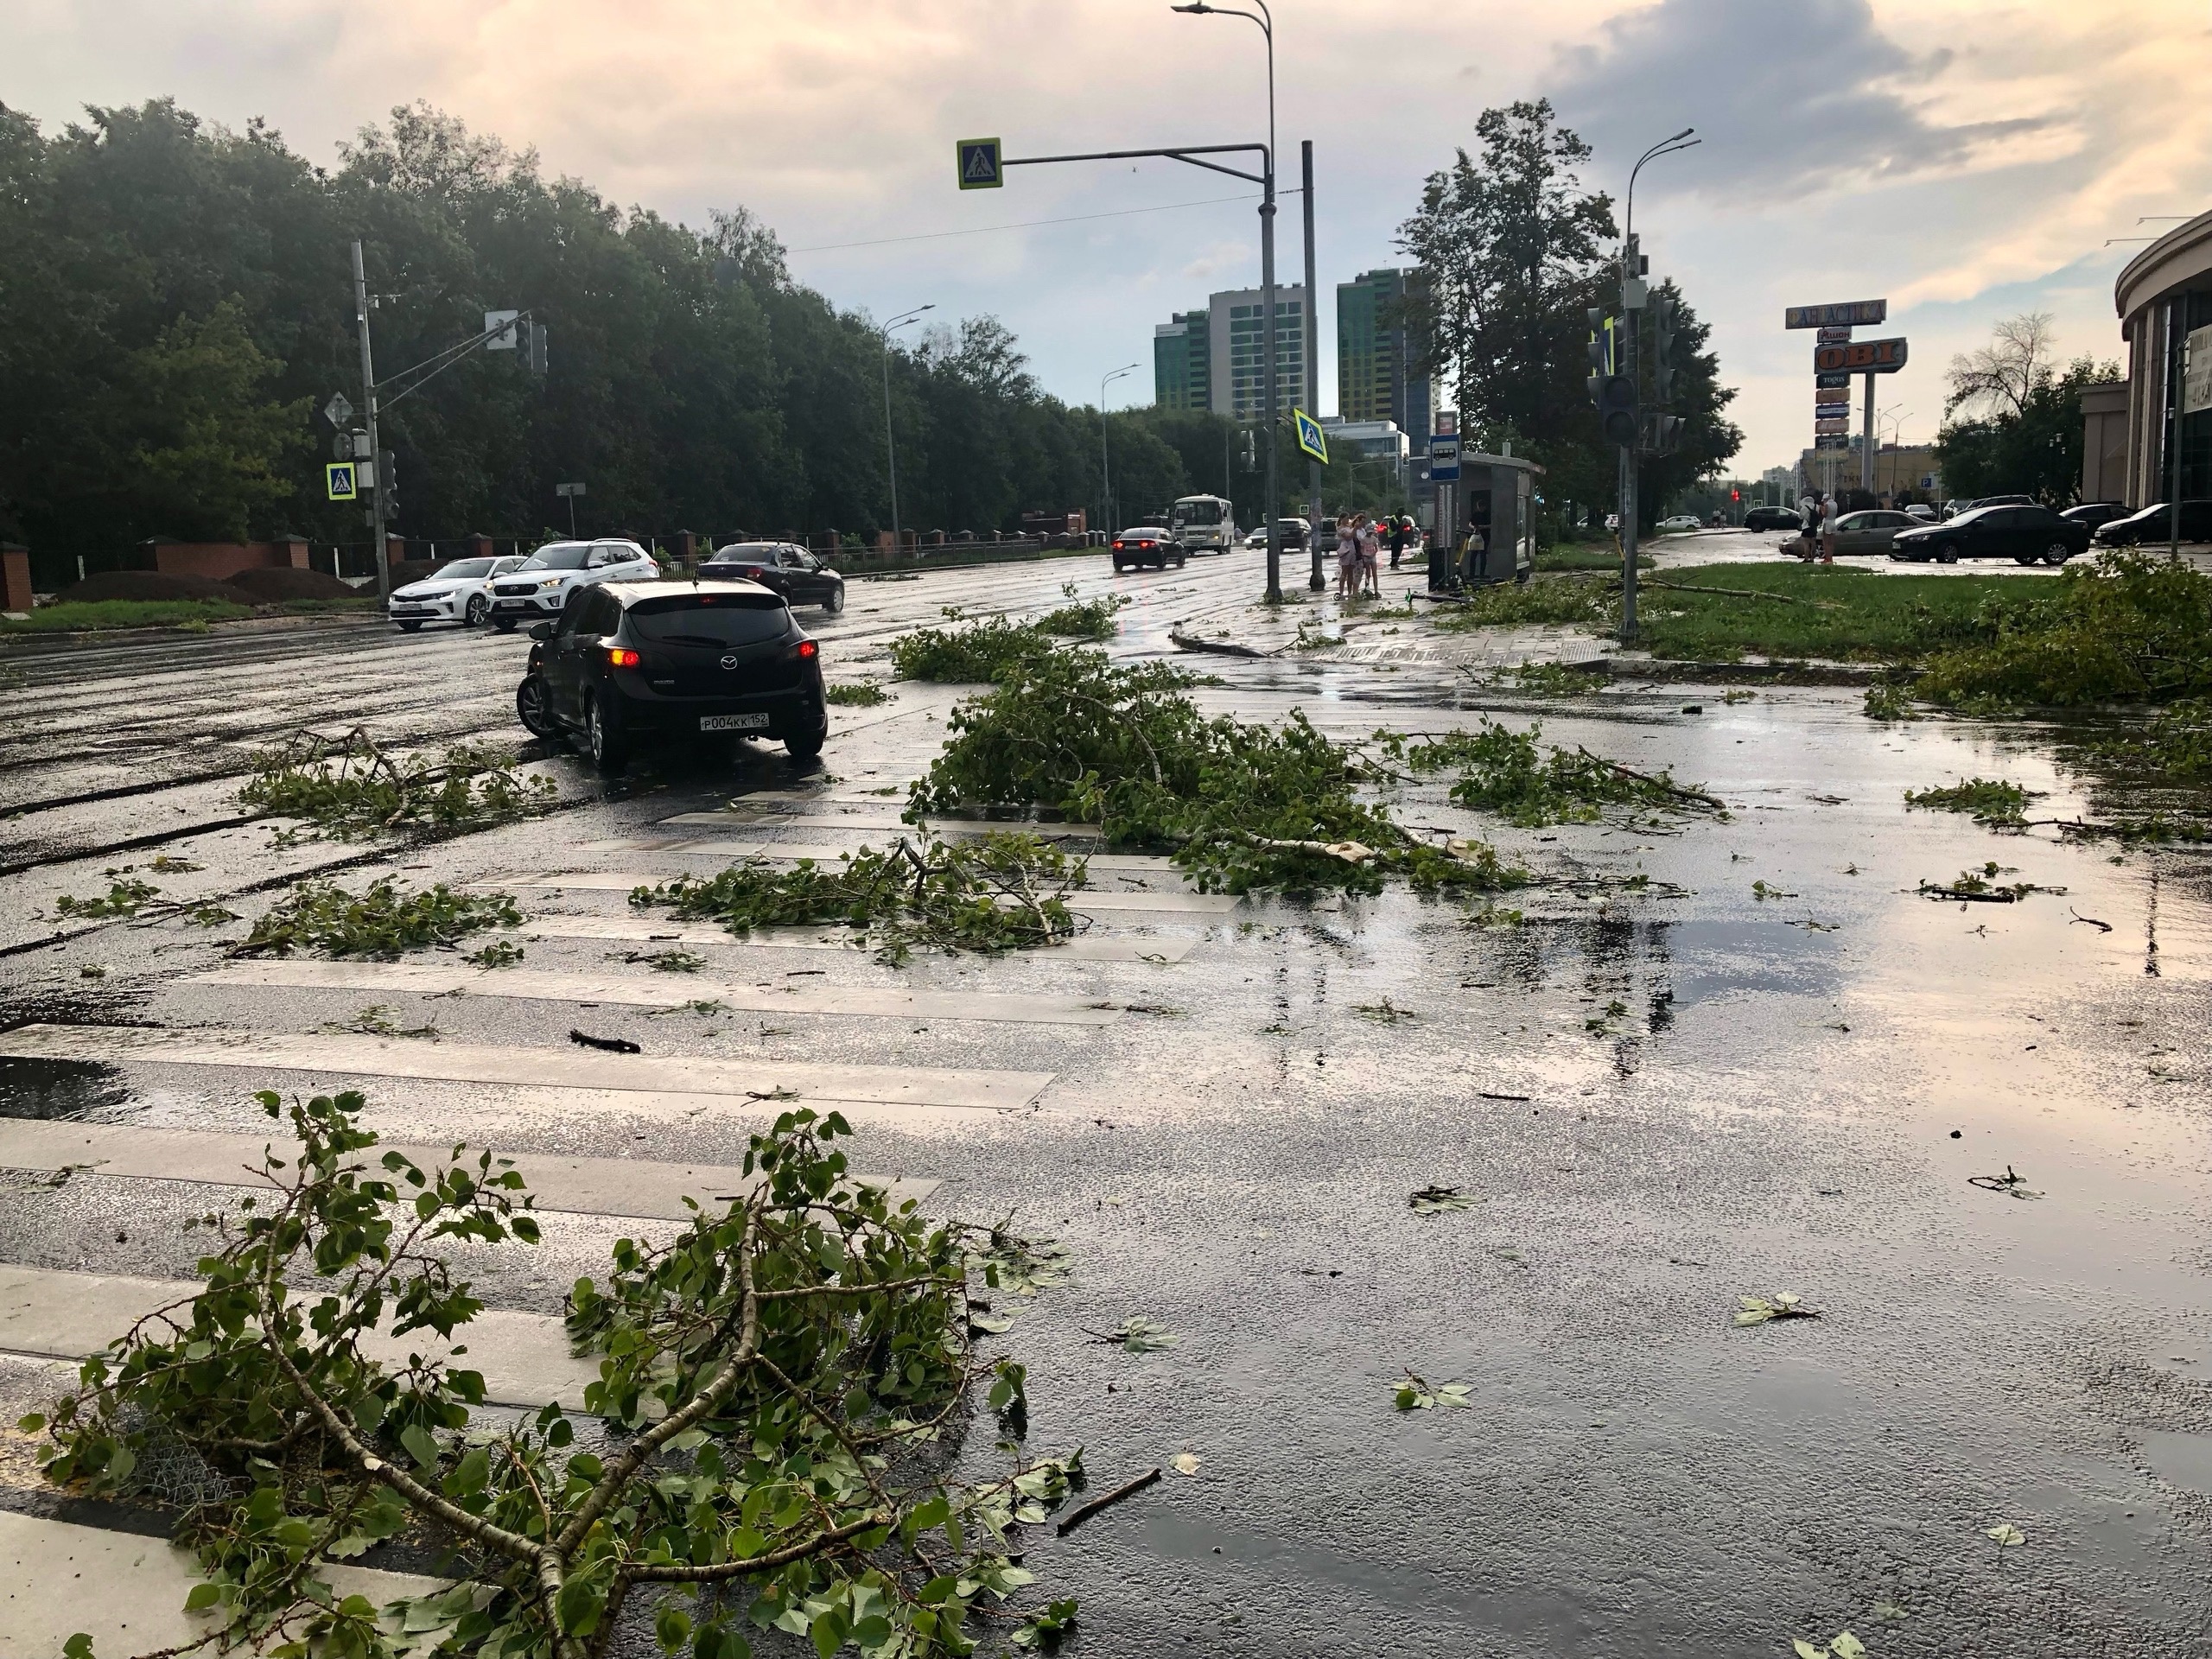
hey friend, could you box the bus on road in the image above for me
[1170,494,1236,556]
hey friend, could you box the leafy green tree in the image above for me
[1639,279,1745,525]
[125,300,312,539]
[1936,315,2117,505]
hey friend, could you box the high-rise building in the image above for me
[1151,287,1308,420]
[1336,269,1431,450]
[1211,286,1307,421]
[1153,311,1211,411]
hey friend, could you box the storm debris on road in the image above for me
[1394,1370,1474,1410]
[1904,777,2036,826]
[238,726,554,838]
[569,1027,641,1053]
[1384,720,1728,827]
[1734,1293,1821,1326]
[234,876,524,958]
[1084,1317,1179,1353]
[1969,1166,2044,1199]
[1408,1185,1477,1213]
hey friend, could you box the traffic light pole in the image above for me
[1619,303,1640,645]
[351,240,389,603]
[1303,139,1323,591]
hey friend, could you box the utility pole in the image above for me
[350,241,388,601]
[880,305,934,558]
[1100,362,1139,534]
[1620,296,1641,645]
[1302,139,1323,590]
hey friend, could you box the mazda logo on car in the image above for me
[720,653,740,671]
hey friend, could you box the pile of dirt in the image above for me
[52,570,259,606]
[225,566,362,601]
[387,562,444,590]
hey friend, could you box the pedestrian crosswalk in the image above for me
[514,912,1196,963]
[510,872,1238,912]
[194,959,1127,1027]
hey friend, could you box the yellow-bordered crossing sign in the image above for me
[1294,409,1327,465]
[957,138,1002,189]
[326,461,358,501]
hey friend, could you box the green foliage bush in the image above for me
[239,728,556,837]
[240,877,523,957]
[888,616,1057,682]
[29,1092,1079,1659]
[631,835,1086,963]
[1035,594,1127,641]
[1915,550,2212,706]
[906,647,1523,895]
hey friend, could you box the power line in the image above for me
[786,188,1304,255]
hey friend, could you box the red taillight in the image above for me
[1111,540,1123,550]
[742,566,766,578]
[606,646,639,667]
[798,639,819,659]
[1140,540,1155,550]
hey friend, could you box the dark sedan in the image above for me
[1744,505,1801,531]
[2092,501,2212,546]
[514,580,827,774]
[1890,504,2089,565]
[2062,501,2130,532]
[698,541,846,613]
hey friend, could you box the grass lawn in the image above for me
[1632,563,2010,662]
[1532,545,1649,574]
[0,596,380,634]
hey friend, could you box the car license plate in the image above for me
[700,713,771,732]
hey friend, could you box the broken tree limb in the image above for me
[1169,626,1271,659]
[1055,1466,1163,1537]
[1573,748,1730,812]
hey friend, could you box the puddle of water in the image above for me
[0,1054,131,1120]
[2139,1428,2212,1493]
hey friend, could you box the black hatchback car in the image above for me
[697,542,846,613]
[2093,500,2212,546]
[515,581,827,774]
[1889,503,2090,565]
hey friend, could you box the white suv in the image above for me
[389,553,528,632]
[488,540,659,632]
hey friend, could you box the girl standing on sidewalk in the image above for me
[1335,514,1358,600]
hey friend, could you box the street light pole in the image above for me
[350,240,389,602]
[880,304,934,556]
[1303,138,1324,591]
[1618,127,1698,647]
[1100,362,1139,533]
[1173,0,1279,601]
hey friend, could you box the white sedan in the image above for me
[1655,514,1703,534]
[389,554,528,632]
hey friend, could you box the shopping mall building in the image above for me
[2099,210,2212,505]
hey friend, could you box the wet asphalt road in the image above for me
[3,541,2212,1656]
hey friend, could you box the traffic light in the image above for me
[1731,488,1741,502]
[1638,413,1682,456]
[1651,295,1678,402]
[1586,309,1623,426]
[1594,374,1639,448]
[527,321,549,377]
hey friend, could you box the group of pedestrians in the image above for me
[1796,493,1838,563]
[1329,512,1419,599]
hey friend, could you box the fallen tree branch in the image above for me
[1055,1465,1162,1536]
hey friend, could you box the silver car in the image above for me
[1831,509,1921,556]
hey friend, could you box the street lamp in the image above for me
[1616,127,1699,647]
[1099,362,1140,536]
[1172,0,1282,601]
[881,304,934,556]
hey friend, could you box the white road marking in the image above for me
[0,1025,1054,1112]
[0,1263,596,1409]
[516,913,1195,962]
[0,1120,935,1218]
[0,1512,445,1656]
[194,960,1122,1027]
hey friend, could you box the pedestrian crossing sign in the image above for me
[1294,409,1327,465]
[957,137,1002,190]
[325,461,357,501]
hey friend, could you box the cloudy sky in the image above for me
[6,0,2209,475]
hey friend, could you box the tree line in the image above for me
[0,99,1328,581]
[0,95,1738,582]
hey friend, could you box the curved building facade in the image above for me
[2114,211,2212,506]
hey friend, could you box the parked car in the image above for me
[1830,508,1920,556]
[1743,505,1800,532]
[1111,525,1185,571]
[2092,500,2212,546]
[1655,514,1702,534]
[1904,503,1939,522]
[514,580,826,773]
[488,539,659,632]
[387,553,528,632]
[2060,501,2128,532]
[1889,504,2090,565]
[1965,494,2036,512]
[697,542,846,613]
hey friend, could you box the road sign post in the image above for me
[1294,410,1327,466]
[351,241,389,602]
[556,481,586,540]
[325,462,357,501]
[956,139,1002,189]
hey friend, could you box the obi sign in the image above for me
[1814,337,1908,374]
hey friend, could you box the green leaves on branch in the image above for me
[1793,1631,1866,1659]
[906,645,1524,896]
[1035,594,1128,641]
[238,876,523,958]
[889,614,1059,683]
[1384,721,1727,828]
[629,834,1085,964]
[238,727,555,839]
[1393,1371,1473,1411]
[29,1091,1082,1659]
[53,873,161,918]
[1086,1318,1178,1353]
[1903,778,2034,825]
[1734,1293,1821,1327]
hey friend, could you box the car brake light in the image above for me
[606,646,640,667]
[1141,540,1155,550]
[798,639,819,659]
[1111,541,1123,550]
